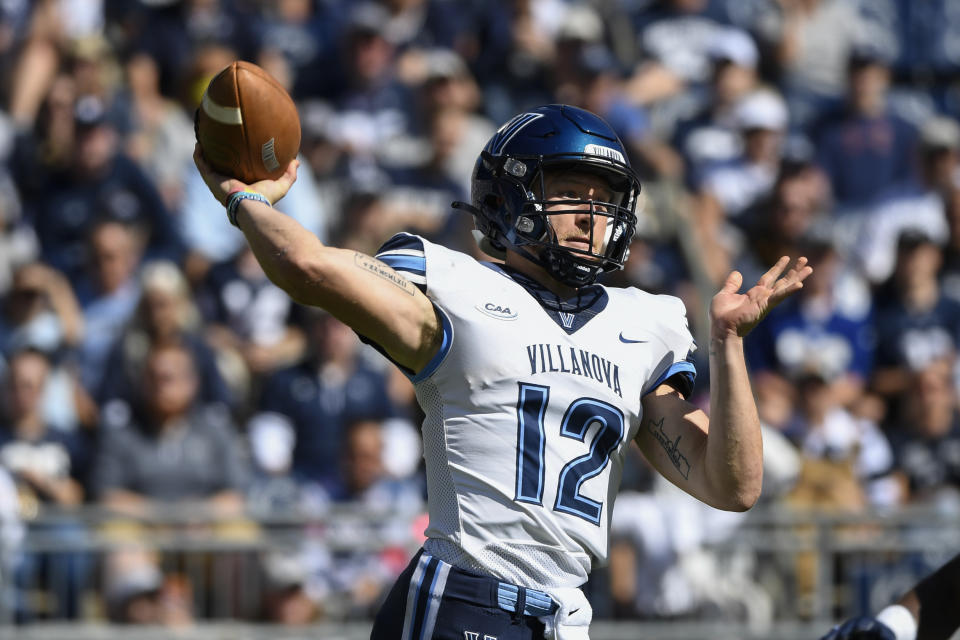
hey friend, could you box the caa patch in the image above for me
[476,302,519,321]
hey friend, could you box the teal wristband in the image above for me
[226,190,270,227]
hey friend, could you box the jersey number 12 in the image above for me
[514,382,625,525]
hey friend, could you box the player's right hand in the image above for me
[820,616,896,640]
[193,143,298,207]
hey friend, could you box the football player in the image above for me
[194,104,811,639]
[821,552,960,640]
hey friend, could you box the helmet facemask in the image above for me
[499,155,640,288]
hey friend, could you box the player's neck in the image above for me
[504,250,578,299]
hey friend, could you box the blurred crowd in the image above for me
[1,0,959,628]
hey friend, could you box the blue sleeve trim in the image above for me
[644,361,697,398]
[410,304,453,383]
[378,254,426,275]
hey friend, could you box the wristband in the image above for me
[226,190,271,227]
[876,605,918,640]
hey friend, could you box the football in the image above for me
[195,60,301,184]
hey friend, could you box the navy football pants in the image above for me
[371,550,551,640]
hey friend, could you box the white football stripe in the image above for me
[202,92,243,125]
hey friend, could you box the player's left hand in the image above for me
[710,256,812,339]
[819,615,896,640]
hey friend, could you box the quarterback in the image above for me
[194,104,811,639]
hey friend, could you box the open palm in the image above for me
[710,256,812,338]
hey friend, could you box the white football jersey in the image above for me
[375,233,696,589]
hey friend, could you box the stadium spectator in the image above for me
[0,110,35,297]
[93,340,248,513]
[254,310,395,485]
[0,262,92,432]
[268,417,423,622]
[940,185,960,304]
[119,50,196,213]
[408,48,495,192]
[97,260,234,412]
[198,245,306,394]
[885,357,960,506]
[768,0,868,127]
[93,341,251,622]
[745,236,873,429]
[692,89,790,282]
[627,0,734,108]
[13,91,184,287]
[75,219,144,394]
[871,230,960,404]
[841,115,958,284]
[781,367,897,508]
[0,348,92,620]
[813,45,919,211]
[672,26,761,184]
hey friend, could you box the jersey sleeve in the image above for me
[363,233,454,382]
[374,232,427,293]
[642,294,697,399]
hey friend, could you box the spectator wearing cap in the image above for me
[672,27,760,186]
[813,44,920,211]
[13,92,184,287]
[403,48,495,193]
[691,89,789,283]
[871,228,960,405]
[846,116,959,284]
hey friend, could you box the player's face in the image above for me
[541,170,613,257]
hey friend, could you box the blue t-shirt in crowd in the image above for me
[259,361,395,483]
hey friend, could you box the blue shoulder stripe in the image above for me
[378,254,426,276]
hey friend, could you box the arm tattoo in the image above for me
[353,253,415,296]
[647,416,691,479]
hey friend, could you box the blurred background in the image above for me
[0,0,959,638]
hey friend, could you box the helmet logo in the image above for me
[584,143,625,164]
[491,112,544,154]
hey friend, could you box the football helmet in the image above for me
[456,104,641,288]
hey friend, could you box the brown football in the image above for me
[195,60,301,184]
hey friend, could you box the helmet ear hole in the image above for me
[483,194,503,209]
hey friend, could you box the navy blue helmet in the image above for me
[456,104,641,288]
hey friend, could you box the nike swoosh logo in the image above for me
[619,332,648,344]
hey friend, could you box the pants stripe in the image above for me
[419,561,451,640]
[401,554,432,640]
[403,554,441,640]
